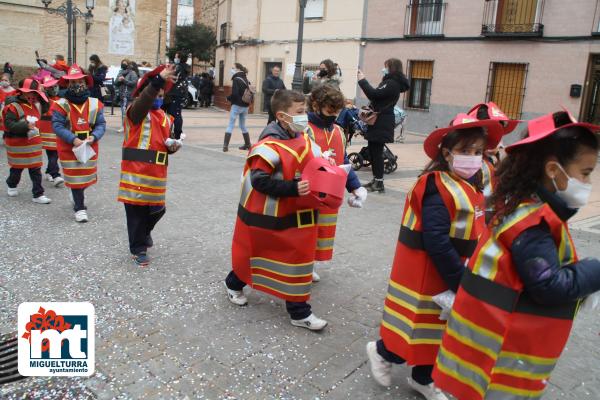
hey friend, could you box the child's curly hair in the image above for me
[309,83,345,113]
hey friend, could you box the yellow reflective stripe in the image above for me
[137,115,152,149]
[317,213,338,226]
[60,159,97,169]
[436,347,489,397]
[263,138,310,164]
[63,173,96,184]
[317,237,334,250]
[5,144,42,153]
[439,172,475,240]
[445,309,503,360]
[386,280,441,314]
[251,274,312,297]
[381,305,444,345]
[118,188,165,203]
[305,125,315,141]
[492,351,557,380]
[248,144,280,169]
[120,172,167,188]
[88,97,99,125]
[389,279,434,301]
[486,383,545,399]
[471,237,503,280]
[240,170,254,207]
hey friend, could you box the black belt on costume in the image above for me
[461,269,577,320]
[77,132,90,140]
[122,147,168,165]
[237,204,317,231]
[398,226,477,258]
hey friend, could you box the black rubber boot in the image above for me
[223,133,232,152]
[362,179,375,190]
[239,133,251,150]
[368,179,385,193]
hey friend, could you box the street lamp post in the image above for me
[41,0,95,65]
[291,0,308,92]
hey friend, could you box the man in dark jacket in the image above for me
[357,58,410,193]
[262,66,286,124]
[162,52,189,139]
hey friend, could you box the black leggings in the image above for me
[368,141,385,179]
[376,339,433,385]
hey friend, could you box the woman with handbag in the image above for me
[223,63,253,152]
[357,58,409,193]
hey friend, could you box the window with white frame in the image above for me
[305,0,325,20]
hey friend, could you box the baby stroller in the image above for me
[338,107,404,174]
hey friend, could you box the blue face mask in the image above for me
[152,98,164,109]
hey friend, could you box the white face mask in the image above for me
[450,154,482,179]
[284,113,309,133]
[382,67,389,76]
[552,163,592,209]
[52,59,56,65]
[230,68,237,76]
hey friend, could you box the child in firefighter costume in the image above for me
[117,65,181,267]
[51,65,106,223]
[39,76,64,187]
[432,111,600,400]
[224,89,333,331]
[467,102,520,222]
[3,78,52,204]
[305,84,367,281]
[365,114,504,400]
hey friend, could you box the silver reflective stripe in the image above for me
[88,97,99,125]
[317,238,334,249]
[10,103,25,119]
[120,172,167,188]
[5,145,42,154]
[248,144,280,168]
[117,188,165,202]
[382,306,444,341]
[494,352,556,378]
[387,283,441,311]
[251,274,312,296]
[317,213,338,225]
[138,115,152,149]
[437,347,489,396]
[64,174,96,184]
[8,155,42,165]
[559,226,574,265]
[57,99,70,114]
[446,311,502,355]
[485,389,543,400]
[439,172,473,240]
[250,258,313,277]
[263,169,283,216]
[60,159,97,169]
[473,238,503,280]
[310,137,322,157]
[482,161,493,200]
[41,132,56,139]
[240,171,254,206]
[305,125,315,141]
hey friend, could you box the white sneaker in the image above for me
[312,270,321,282]
[7,187,18,197]
[290,313,328,331]
[75,210,88,223]
[32,195,51,204]
[224,282,248,306]
[45,174,54,182]
[407,377,449,400]
[366,341,392,387]
[53,176,65,187]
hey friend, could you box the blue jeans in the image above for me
[226,104,249,134]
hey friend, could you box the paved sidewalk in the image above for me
[0,107,599,399]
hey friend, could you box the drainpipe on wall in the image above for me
[356,0,369,105]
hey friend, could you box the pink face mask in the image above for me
[451,154,482,179]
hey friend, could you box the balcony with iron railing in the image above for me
[482,0,544,37]
[404,1,447,37]
[219,22,231,45]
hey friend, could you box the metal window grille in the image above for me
[485,62,528,119]
[482,0,544,36]
[407,60,434,109]
[219,22,230,44]
[405,0,447,37]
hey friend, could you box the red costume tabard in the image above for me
[38,96,59,150]
[232,133,322,302]
[52,97,102,188]
[117,109,173,206]
[2,101,43,169]
[306,122,346,261]
[0,89,17,131]
[433,201,579,400]
[380,171,485,365]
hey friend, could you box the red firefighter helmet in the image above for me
[297,157,348,209]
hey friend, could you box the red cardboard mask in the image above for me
[298,157,348,209]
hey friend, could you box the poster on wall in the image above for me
[109,0,136,55]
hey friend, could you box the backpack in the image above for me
[235,77,255,105]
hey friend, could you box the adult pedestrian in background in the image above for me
[262,65,286,124]
[162,52,189,139]
[303,59,342,94]
[199,72,213,108]
[88,54,108,100]
[357,58,409,193]
[114,59,138,132]
[223,63,252,152]
[3,63,14,78]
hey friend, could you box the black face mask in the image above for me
[318,69,328,78]
[319,112,337,126]
[121,64,128,70]
[69,84,87,96]
[48,86,59,97]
